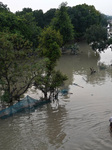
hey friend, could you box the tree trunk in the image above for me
[44,92,48,100]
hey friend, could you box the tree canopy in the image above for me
[86,25,110,51]
[35,26,67,100]
[68,4,107,39]
[51,2,74,44]
[0,1,108,47]
[0,31,46,103]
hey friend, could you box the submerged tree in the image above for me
[85,25,108,51]
[0,32,45,104]
[34,26,67,100]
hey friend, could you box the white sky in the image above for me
[1,0,112,15]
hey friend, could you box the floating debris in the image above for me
[99,65,106,70]
[60,89,68,95]
[73,83,84,88]
[90,67,96,74]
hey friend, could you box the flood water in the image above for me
[0,42,112,150]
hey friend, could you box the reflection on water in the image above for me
[45,102,67,149]
[0,42,112,150]
[0,102,67,150]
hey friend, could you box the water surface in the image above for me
[0,42,112,150]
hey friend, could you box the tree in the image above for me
[0,32,45,103]
[44,9,56,27]
[33,9,44,28]
[86,25,108,51]
[68,4,107,40]
[51,2,74,44]
[0,9,30,40]
[16,10,42,48]
[15,8,32,16]
[20,12,41,48]
[34,70,67,100]
[0,7,41,49]
[0,2,10,12]
[35,26,67,100]
[38,26,63,66]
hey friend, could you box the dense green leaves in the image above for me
[34,70,67,100]
[35,26,67,100]
[86,25,108,51]
[68,4,107,39]
[51,2,74,44]
[0,32,45,103]
[44,9,56,27]
[86,25,107,43]
[39,26,63,63]
[18,11,41,48]
[33,10,44,28]
[0,1,9,12]
[0,32,30,102]
[0,1,108,47]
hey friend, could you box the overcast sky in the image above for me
[1,0,112,15]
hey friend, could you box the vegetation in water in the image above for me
[34,26,67,100]
[0,1,112,103]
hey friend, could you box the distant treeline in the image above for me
[0,2,108,48]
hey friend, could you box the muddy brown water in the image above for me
[0,42,112,150]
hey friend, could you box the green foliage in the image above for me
[21,12,41,47]
[44,9,56,27]
[35,70,67,100]
[0,2,10,12]
[1,91,10,103]
[35,26,67,100]
[107,38,112,45]
[33,10,44,28]
[0,10,30,41]
[16,11,42,48]
[0,11,17,31]
[86,25,107,43]
[38,26,63,74]
[86,25,108,51]
[0,5,41,49]
[36,70,67,91]
[68,4,107,39]
[50,70,68,89]
[39,26,63,63]
[0,31,45,103]
[19,8,32,14]
[51,2,74,44]
[0,1,108,47]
